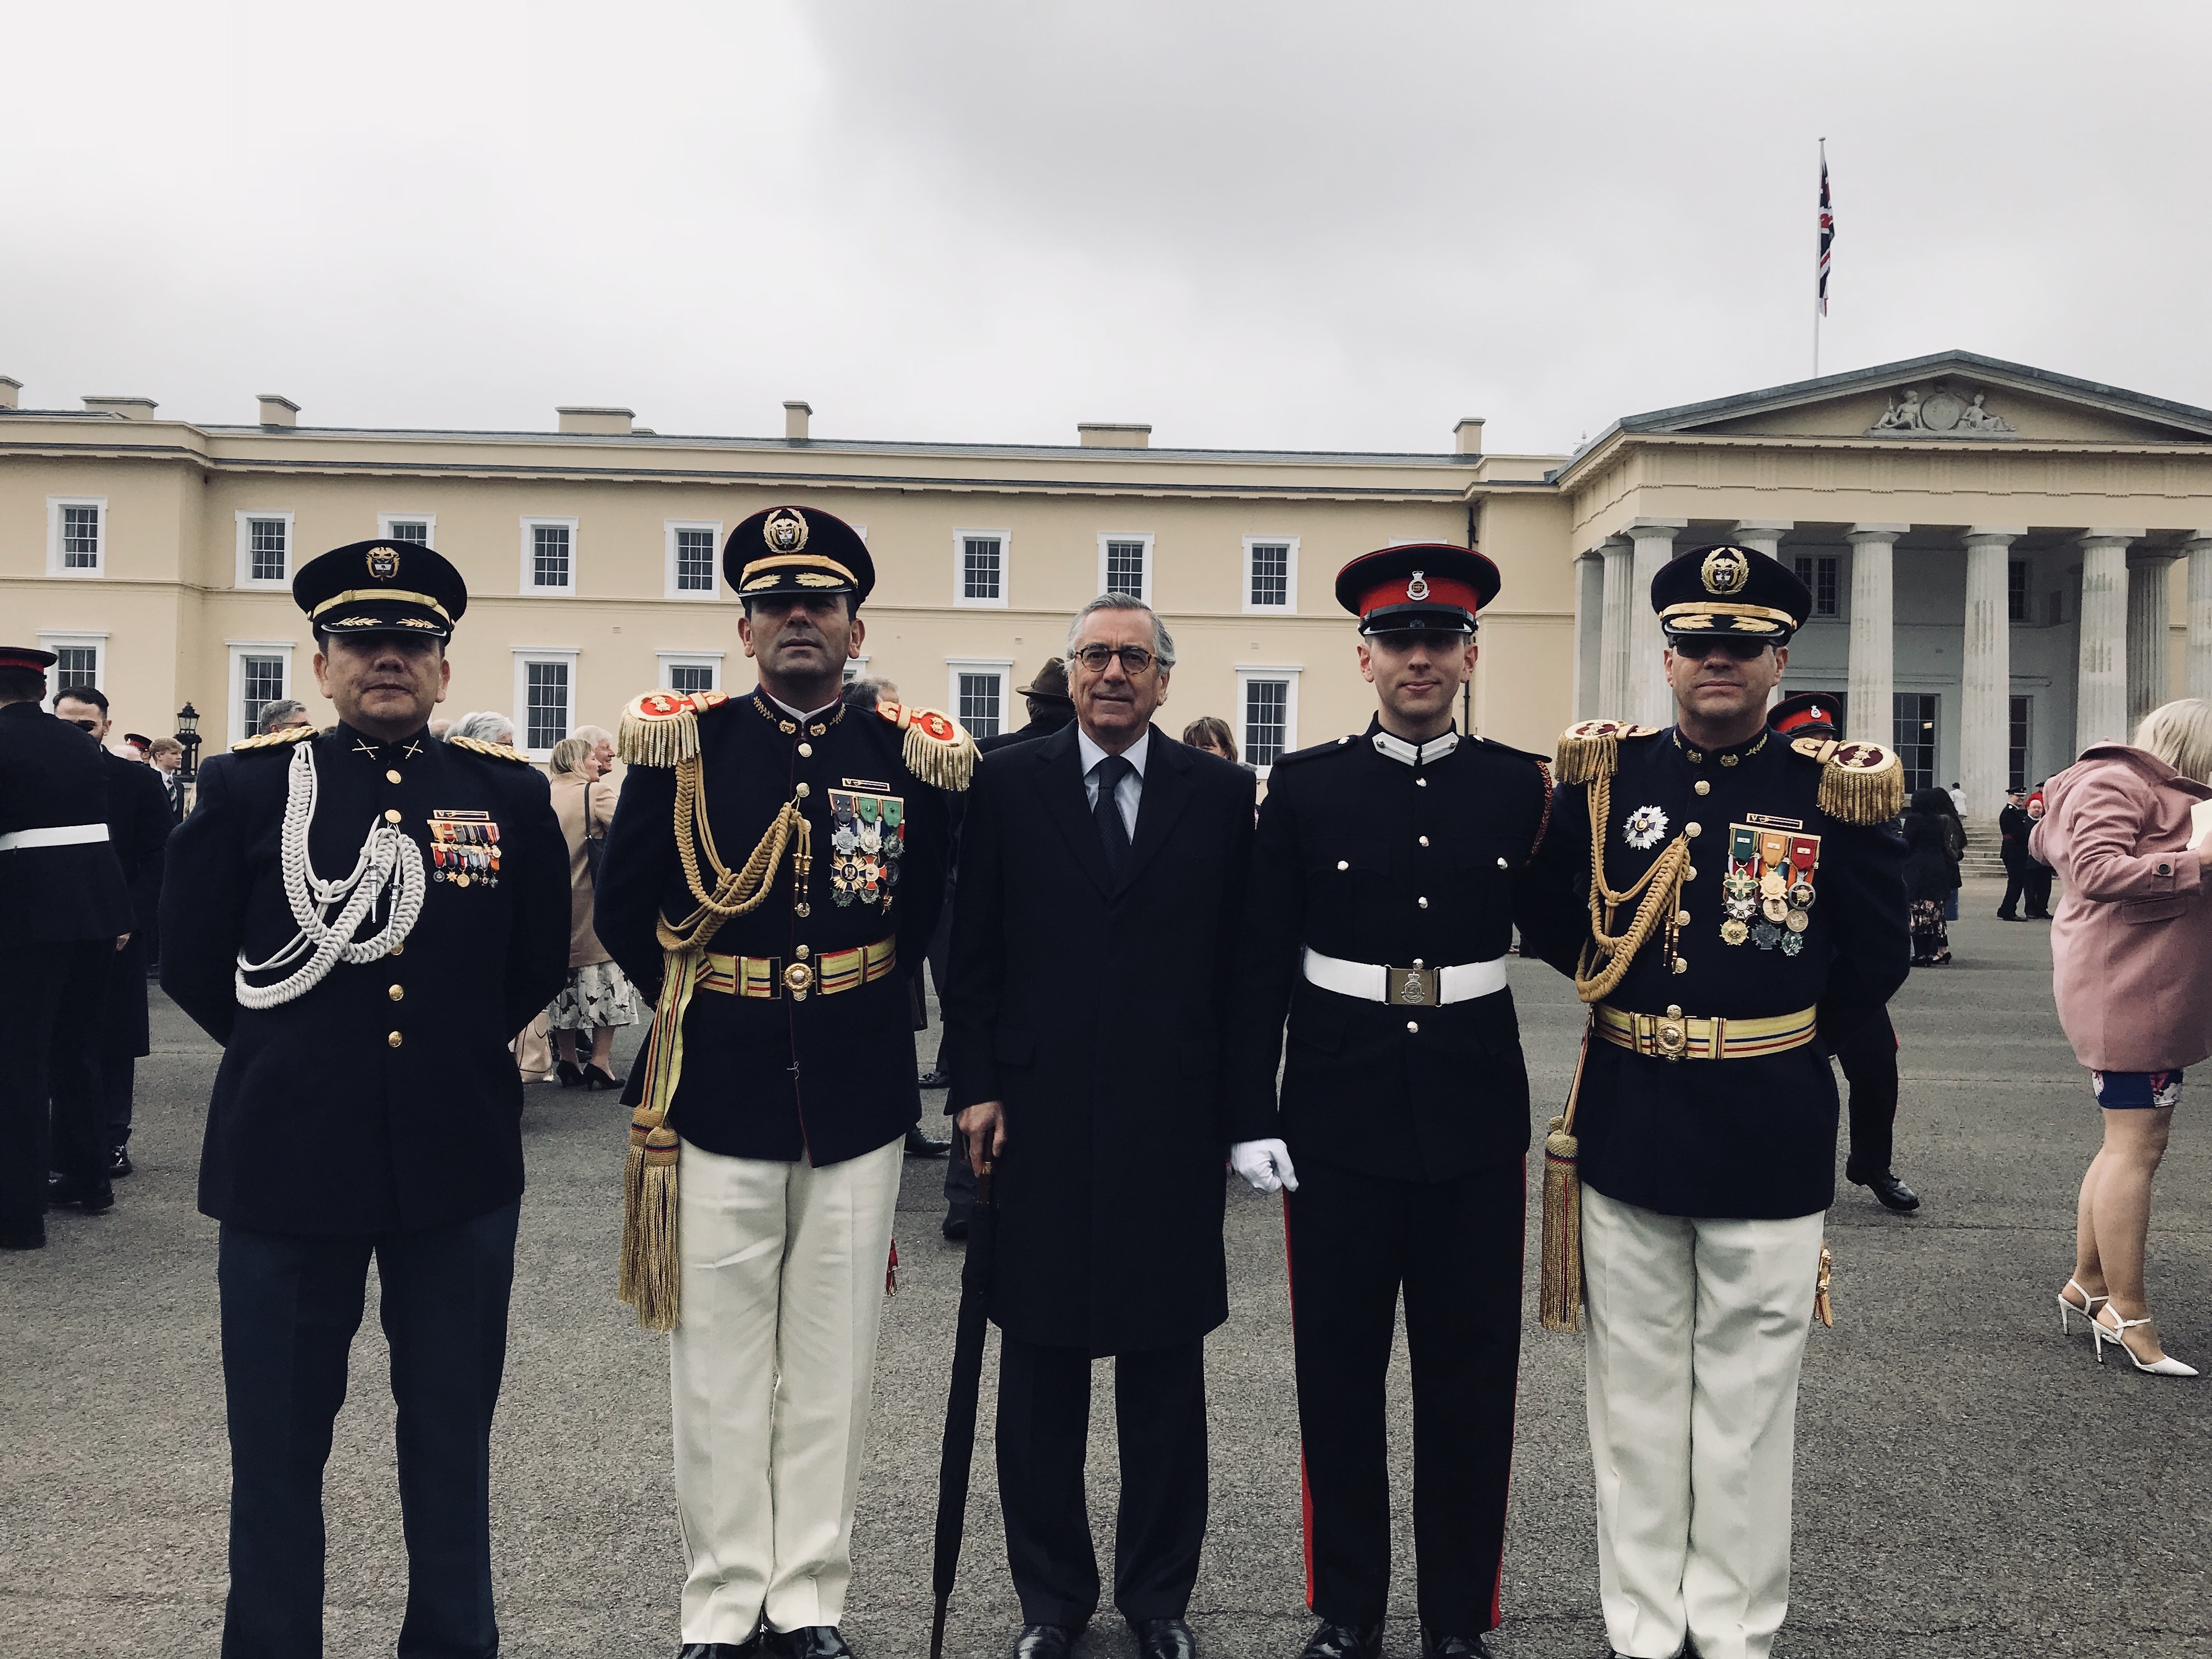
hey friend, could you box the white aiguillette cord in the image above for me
[235,742,427,1010]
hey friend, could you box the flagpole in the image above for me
[1813,138,1827,380]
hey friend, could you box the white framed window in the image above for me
[1243,535,1299,613]
[947,657,1014,741]
[511,648,579,759]
[1097,532,1154,603]
[1237,665,1302,775]
[520,516,579,596]
[378,512,436,547]
[226,640,297,750]
[37,631,107,705]
[47,496,107,577]
[656,650,725,696]
[235,510,294,588]
[954,528,1011,607]
[664,520,725,600]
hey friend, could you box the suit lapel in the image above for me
[1034,722,1115,900]
[1125,727,1195,889]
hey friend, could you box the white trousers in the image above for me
[1581,1185,1825,1659]
[670,1136,903,1642]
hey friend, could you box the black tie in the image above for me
[1092,754,1133,886]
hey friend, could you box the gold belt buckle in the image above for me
[1385,964,1441,1007]
[782,960,815,1001]
[1652,1003,1689,1061]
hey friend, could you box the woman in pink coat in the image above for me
[2033,698,2212,1377]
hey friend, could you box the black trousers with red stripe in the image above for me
[1284,1156,1524,1635]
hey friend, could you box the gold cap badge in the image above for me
[763,507,809,554]
[1700,546,1750,596]
[367,545,402,582]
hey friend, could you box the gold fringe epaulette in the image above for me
[617,689,732,768]
[1554,719,1658,786]
[448,735,533,765]
[1790,735,1906,824]
[876,700,978,791]
[233,724,319,751]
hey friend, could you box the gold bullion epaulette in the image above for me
[448,735,534,765]
[1554,719,1660,785]
[616,689,734,768]
[233,724,320,752]
[875,700,977,792]
[1788,735,1905,824]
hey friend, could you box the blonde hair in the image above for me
[2134,698,2212,785]
[548,735,595,775]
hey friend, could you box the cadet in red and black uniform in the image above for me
[592,505,970,1659]
[1224,545,1555,1659]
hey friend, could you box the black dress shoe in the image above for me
[108,1146,133,1178]
[1420,1634,1490,1659]
[1851,1168,1921,1211]
[905,1124,952,1158]
[679,1638,761,1658]
[1131,1617,1194,1659]
[943,1210,970,1241]
[1298,1621,1383,1659]
[556,1059,586,1087]
[917,1069,951,1088]
[1,1223,46,1250]
[583,1063,628,1091]
[1012,1626,1074,1659]
[767,1629,853,1659]
[47,1179,115,1215]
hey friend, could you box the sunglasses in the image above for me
[1669,636,1774,662]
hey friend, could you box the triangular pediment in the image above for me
[1619,351,2212,444]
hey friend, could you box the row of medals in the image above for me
[1719,866,1814,952]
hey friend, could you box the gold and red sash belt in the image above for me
[698,935,896,1002]
[1595,1001,1817,1062]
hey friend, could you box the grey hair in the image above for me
[2134,698,2212,785]
[448,710,517,746]
[573,724,613,747]
[1066,593,1176,669]
[256,698,309,734]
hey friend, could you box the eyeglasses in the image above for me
[1070,644,1159,675]
[1670,636,1774,662]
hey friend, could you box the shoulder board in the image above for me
[1554,719,1660,786]
[1788,735,1906,825]
[448,734,534,765]
[616,688,733,768]
[874,700,977,792]
[1270,735,1362,772]
[232,724,319,752]
[1473,736,1554,770]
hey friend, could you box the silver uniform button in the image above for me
[1406,1021,1419,1034]
[1496,856,1508,869]
[1418,896,1429,909]
[1337,860,1350,871]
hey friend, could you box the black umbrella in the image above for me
[929,1158,997,1659]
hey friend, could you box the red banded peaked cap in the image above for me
[0,645,59,673]
[1333,543,1500,633]
[1768,692,1840,738]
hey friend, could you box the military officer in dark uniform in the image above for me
[1224,545,1556,1659]
[1522,546,1908,1659]
[592,505,969,1659]
[0,646,136,1249]
[161,541,569,1657]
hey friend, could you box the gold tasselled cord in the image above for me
[1573,764,1692,1005]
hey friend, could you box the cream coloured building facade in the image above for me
[3,349,2207,832]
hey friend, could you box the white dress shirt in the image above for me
[766,690,844,724]
[1076,726,1148,840]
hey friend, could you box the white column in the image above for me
[1597,533,1635,716]
[1960,527,2023,826]
[1625,521,1687,727]
[2074,529,2142,753]
[1844,524,1906,744]
[1573,551,1607,721]
[2126,547,2180,730]
[1730,519,1792,561]
[2186,532,2212,700]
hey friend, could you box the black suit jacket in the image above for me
[0,701,134,945]
[97,750,174,1057]
[162,723,570,1234]
[944,723,1255,1356]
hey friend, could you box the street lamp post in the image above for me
[174,703,202,786]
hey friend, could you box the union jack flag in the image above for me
[1817,140,1833,317]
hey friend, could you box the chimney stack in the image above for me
[784,401,812,442]
[257,394,300,427]
[557,406,634,436]
[1077,422,1151,448]
[84,395,158,420]
[0,377,19,410]
[1454,417,1485,456]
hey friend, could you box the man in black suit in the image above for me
[52,686,174,1180]
[945,596,1255,1659]
[0,647,136,1250]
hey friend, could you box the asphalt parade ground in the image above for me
[4,876,2207,1657]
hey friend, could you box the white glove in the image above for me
[1229,1138,1300,1194]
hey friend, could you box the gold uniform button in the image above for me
[798,742,813,758]
[389,941,404,955]
[1406,1020,1420,1034]
[1672,957,1688,974]
[384,809,402,824]
[1685,822,1702,837]
[1675,910,1692,926]
[1682,866,1697,882]
[386,769,403,784]
[387,1031,404,1048]
[795,945,811,960]
[388,985,404,1001]
[1693,780,1711,795]
[795,782,810,798]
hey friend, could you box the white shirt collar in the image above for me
[765,690,842,724]
[1370,727,1460,768]
[1077,725,1150,778]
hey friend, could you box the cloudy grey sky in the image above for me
[7,2,2205,455]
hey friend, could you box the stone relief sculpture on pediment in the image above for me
[1865,381,2017,437]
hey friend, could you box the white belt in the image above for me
[1302,946,1509,1008]
[0,823,110,851]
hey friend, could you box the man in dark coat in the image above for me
[945,596,1255,1659]
[1223,545,1554,1659]
[51,686,173,1178]
[1997,785,2034,919]
[0,647,136,1249]
[162,541,569,1655]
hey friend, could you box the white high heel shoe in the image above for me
[2092,1308,2200,1377]
[2058,1278,2108,1335]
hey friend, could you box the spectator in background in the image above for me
[1903,787,1956,966]
[575,724,617,782]
[122,733,153,761]
[2035,697,2212,1378]
[1181,715,1237,766]
[256,698,313,736]
[2021,787,2056,918]
[447,710,517,748]
[148,736,186,824]
[428,718,454,739]
[544,735,633,1090]
[1947,779,1968,817]
[1933,790,1968,921]
[1997,786,2034,919]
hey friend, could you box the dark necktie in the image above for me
[1092,754,1133,886]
